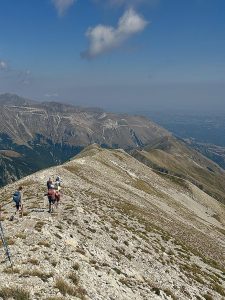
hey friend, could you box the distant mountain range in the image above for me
[1,93,225,206]
[0,93,169,186]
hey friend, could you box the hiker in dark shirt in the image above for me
[12,186,23,217]
[47,177,53,190]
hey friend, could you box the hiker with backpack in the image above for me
[47,177,53,190]
[54,176,62,208]
[46,184,56,213]
[54,182,61,208]
[12,186,23,218]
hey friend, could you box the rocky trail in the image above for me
[0,145,225,300]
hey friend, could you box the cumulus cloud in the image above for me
[82,8,148,59]
[0,60,8,71]
[52,0,76,16]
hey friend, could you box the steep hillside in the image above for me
[0,145,224,300]
[0,93,169,147]
[0,93,169,186]
[132,136,225,204]
[186,140,225,170]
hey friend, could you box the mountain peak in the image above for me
[0,93,36,106]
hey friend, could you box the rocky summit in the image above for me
[0,144,224,300]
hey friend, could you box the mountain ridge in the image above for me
[0,145,224,299]
[0,93,170,187]
[132,136,225,204]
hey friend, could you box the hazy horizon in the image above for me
[0,0,224,113]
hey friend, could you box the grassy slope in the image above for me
[132,136,225,204]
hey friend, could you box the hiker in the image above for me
[55,176,61,186]
[47,177,53,190]
[54,182,61,208]
[12,186,23,217]
[46,184,56,213]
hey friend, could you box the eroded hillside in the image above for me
[0,93,169,187]
[0,145,225,300]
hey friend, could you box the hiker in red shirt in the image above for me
[46,185,56,213]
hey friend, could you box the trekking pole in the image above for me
[0,220,13,268]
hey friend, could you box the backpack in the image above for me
[54,181,61,191]
[48,189,56,200]
[13,191,21,204]
[47,180,53,189]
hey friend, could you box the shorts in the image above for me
[48,196,55,204]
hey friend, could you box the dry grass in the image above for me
[203,294,214,300]
[26,258,39,265]
[21,269,53,282]
[15,233,27,239]
[55,278,87,299]
[76,247,86,255]
[38,240,51,247]
[68,272,79,285]
[0,287,30,300]
[133,178,166,198]
[3,267,20,274]
[34,221,46,232]
[72,262,80,271]
[63,165,80,174]
[44,297,65,300]
[5,237,15,245]
[212,283,225,296]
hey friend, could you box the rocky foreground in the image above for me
[0,145,225,300]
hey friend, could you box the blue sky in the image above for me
[0,0,224,112]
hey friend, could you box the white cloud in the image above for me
[52,0,76,16]
[93,0,160,8]
[109,0,148,6]
[45,92,59,98]
[82,8,148,59]
[0,60,8,71]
